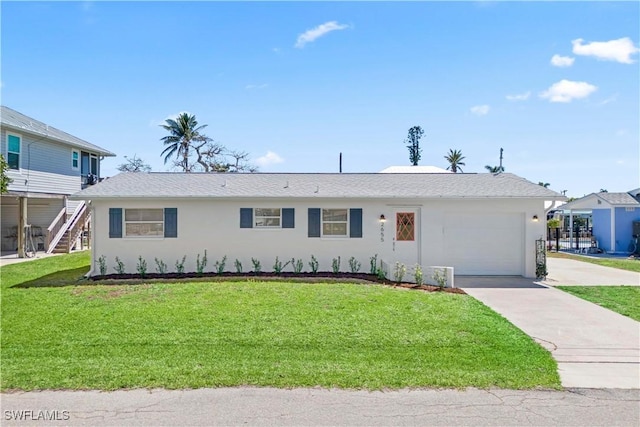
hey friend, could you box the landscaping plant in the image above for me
[97,255,107,276]
[331,256,341,274]
[114,257,126,275]
[234,259,243,273]
[196,250,208,274]
[309,255,319,274]
[369,254,378,274]
[414,264,423,285]
[251,258,262,273]
[393,262,406,283]
[215,255,227,274]
[291,258,304,274]
[175,256,187,274]
[136,256,148,278]
[155,258,168,274]
[273,257,291,274]
[433,268,447,290]
[348,256,361,273]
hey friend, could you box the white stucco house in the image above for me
[71,172,564,278]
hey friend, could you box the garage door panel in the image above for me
[443,213,524,275]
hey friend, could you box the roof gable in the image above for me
[0,106,115,156]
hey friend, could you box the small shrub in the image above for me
[155,258,168,274]
[234,259,243,273]
[175,256,187,274]
[114,256,125,275]
[97,255,107,276]
[136,256,148,278]
[196,250,208,274]
[348,256,361,273]
[414,264,423,285]
[433,268,448,290]
[215,255,227,274]
[273,256,291,274]
[376,261,386,280]
[393,262,406,283]
[292,258,304,274]
[331,256,341,274]
[369,254,378,274]
[309,255,319,274]
[251,257,262,273]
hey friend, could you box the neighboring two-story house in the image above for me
[1,106,115,255]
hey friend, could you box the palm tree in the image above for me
[444,149,466,173]
[160,113,208,172]
[538,182,550,188]
[485,165,504,173]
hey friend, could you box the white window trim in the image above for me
[123,208,164,238]
[6,132,21,171]
[321,208,349,238]
[254,208,282,228]
[71,149,80,171]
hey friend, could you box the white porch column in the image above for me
[17,196,27,258]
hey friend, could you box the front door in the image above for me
[392,208,420,266]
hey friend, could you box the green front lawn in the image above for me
[557,286,640,321]
[1,253,560,390]
[548,251,640,273]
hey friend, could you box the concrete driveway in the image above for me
[458,258,640,389]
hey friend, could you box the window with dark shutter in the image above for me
[240,208,253,228]
[349,208,363,238]
[109,208,122,238]
[308,208,321,237]
[164,208,177,238]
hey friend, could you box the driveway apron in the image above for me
[459,277,640,389]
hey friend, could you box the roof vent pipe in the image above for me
[339,152,342,173]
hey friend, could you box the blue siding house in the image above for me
[1,106,115,255]
[558,190,640,253]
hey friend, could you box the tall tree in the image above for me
[118,155,152,173]
[599,188,608,193]
[485,165,504,173]
[444,149,466,173]
[0,154,13,194]
[538,182,550,188]
[160,113,209,172]
[405,126,424,166]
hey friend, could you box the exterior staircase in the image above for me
[46,201,91,254]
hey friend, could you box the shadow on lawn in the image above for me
[12,266,90,288]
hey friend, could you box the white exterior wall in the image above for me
[89,197,546,278]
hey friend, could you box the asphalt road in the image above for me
[2,387,639,426]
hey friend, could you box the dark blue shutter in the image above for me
[240,208,253,228]
[109,208,122,238]
[164,208,177,238]
[350,208,363,238]
[282,208,295,228]
[308,208,320,237]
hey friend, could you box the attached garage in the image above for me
[443,212,525,275]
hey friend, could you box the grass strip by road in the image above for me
[548,251,640,273]
[557,286,640,321]
[1,253,560,391]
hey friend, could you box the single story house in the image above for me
[71,172,564,278]
[556,190,640,253]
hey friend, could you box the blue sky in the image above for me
[2,1,638,197]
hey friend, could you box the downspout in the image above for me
[86,201,95,277]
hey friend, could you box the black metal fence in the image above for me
[547,227,598,252]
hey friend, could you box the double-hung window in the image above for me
[7,134,21,170]
[124,209,164,237]
[254,208,281,228]
[322,209,348,237]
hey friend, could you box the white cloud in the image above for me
[245,84,268,90]
[470,105,490,116]
[256,151,284,168]
[572,37,640,64]
[295,21,349,48]
[599,93,618,106]
[506,91,531,101]
[539,80,597,103]
[550,54,575,67]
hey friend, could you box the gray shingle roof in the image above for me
[0,106,115,156]
[72,172,566,200]
[598,192,640,206]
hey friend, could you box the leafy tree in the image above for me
[160,113,209,172]
[444,149,466,173]
[117,155,152,173]
[599,189,608,193]
[0,154,13,194]
[538,182,550,188]
[485,165,504,173]
[405,126,424,166]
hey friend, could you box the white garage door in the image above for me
[442,212,524,275]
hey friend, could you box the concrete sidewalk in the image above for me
[462,284,639,389]
[545,257,640,286]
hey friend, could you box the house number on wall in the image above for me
[380,223,385,242]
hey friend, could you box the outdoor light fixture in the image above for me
[379,214,386,223]
[532,215,539,222]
